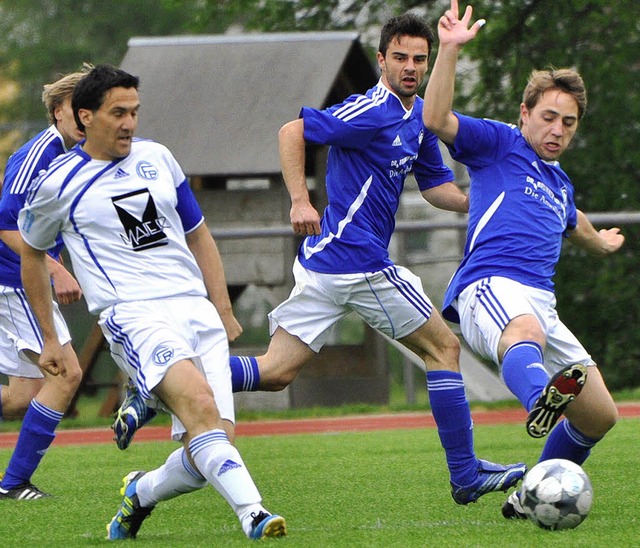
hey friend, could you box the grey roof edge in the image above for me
[128,31,360,48]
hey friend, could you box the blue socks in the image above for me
[1,399,63,489]
[230,356,260,392]
[539,419,599,465]
[427,370,477,487]
[501,341,548,411]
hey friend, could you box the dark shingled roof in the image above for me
[120,32,377,177]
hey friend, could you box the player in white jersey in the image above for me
[227,13,527,505]
[423,0,624,520]
[18,65,285,540]
[0,68,88,500]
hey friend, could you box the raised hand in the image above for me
[438,0,486,48]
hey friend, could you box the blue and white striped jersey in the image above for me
[0,125,67,287]
[298,80,454,274]
[442,113,578,323]
[19,138,207,314]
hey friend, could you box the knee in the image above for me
[576,405,618,439]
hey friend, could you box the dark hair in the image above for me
[378,13,435,59]
[72,64,139,131]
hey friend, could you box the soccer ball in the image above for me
[520,458,593,530]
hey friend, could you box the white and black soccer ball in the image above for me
[520,458,593,531]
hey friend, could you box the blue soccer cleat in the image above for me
[112,381,157,450]
[451,459,527,505]
[106,471,154,540]
[249,511,287,539]
[526,364,588,438]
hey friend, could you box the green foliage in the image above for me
[0,419,639,545]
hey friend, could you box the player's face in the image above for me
[55,96,84,149]
[520,89,579,161]
[378,35,429,108]
[80,86,140,161]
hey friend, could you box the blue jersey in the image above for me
[0,126,67,287]
[298,81,454,274]
[442,114,578,322]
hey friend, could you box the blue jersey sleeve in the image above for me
[412,129,455,191]
[449,113,519,168]
[301,99,381,149]
[176,180,204,233]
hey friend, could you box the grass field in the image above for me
[1,417,638,547]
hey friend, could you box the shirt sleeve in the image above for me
[301,98,382,149]
[176,180,204,234]
[18,186,62,251]
[448,113,517,168]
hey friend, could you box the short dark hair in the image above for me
[72,64,139,131]
[378,13,435,59]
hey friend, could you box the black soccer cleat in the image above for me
[0,482,51,500]
[526,364,588,438]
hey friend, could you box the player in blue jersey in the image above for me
[0,68,89,500]
[222,12,526,505]
[19,65,284,540]
[422,0,624,519]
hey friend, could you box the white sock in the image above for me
[136,448,207,507]
[189,429,266,536]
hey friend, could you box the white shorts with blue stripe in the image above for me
[99,295,234,441]
[453,276,594,373]
[268,258,433,352]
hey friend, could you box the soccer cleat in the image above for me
[526,364,588,439]
[451,459,527,505]
[502,490,527,519]
[106,471,154,540]
[249,511,287,539]
[0,482,51,500]
[111,381,157,450]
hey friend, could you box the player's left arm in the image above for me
[567,209,624,256]
[421,182,469,213]
[186,222,243,342]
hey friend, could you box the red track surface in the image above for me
[1,403,639,448]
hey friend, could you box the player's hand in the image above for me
[598,227,624,254]
[290,201,321,236]
[439,0,486,47]
[220,311,243,342]
[51,267,83,305]
[38,342,67,377]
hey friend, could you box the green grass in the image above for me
[1,418,638,546]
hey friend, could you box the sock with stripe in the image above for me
[230,356,260,392]
[427,370,477,487]
[538,419,600,465]
[189,429,266,536]
[501,341,549,412]
[136,447,207,507]
[0,399,62,489]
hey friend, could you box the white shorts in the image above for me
[99,296,234,440]
[269,258,433,352]
[0,285,71,378]
[454,276,594,374]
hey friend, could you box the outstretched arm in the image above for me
[567,210,624,256]
[278,118,321,236]
[422,0,485,144]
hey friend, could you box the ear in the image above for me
[77,108,93,129]
[53,104,64,124]
[376,51,385,71]
[519,103,529,124]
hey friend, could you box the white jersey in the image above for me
[19,138,207,314]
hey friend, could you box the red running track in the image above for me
[1,403,639,448]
